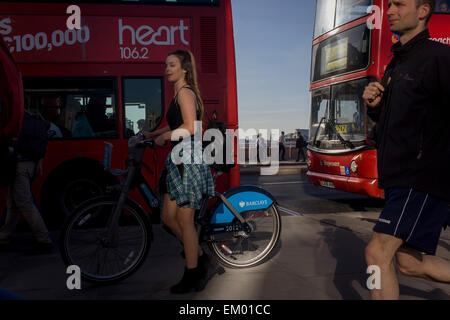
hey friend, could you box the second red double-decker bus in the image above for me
[307,0,449,198]
[0,0,239,226]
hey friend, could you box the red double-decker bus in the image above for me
[0,0,239,226]
[307,0,449,198]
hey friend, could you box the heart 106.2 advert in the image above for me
[0,16,191,63]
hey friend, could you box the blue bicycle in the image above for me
[60,133,281,284]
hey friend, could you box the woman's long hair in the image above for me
[169,49,205,122]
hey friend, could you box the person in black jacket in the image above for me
[295,131,307,162]
[363,0,450,300]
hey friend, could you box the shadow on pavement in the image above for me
[399,286,450,300]
[333,198,385,212]
[319,219,450,300]
[319,220,367,300]
[438,239,450,252]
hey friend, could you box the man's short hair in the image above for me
[416,0,436,24]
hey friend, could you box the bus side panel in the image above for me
[225,0,240,189]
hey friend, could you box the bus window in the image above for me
[335,0,372,27]
[310,87,331,141]
[314,0,336,39]
[311,23,370,83]
[23,78,117,139]
[314,0,373,39]
[123,78,164,138]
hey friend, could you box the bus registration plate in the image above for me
[320,180,335,189]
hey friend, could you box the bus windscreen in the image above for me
[310,77,376,150]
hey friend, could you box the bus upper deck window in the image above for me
[335,0,372,27]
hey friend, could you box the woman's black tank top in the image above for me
[166,86,201,149]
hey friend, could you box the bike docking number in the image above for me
[178,304,271,318]
[225,224,241,232]
[207,223,249,235]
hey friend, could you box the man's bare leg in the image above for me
[396,246,450,283]
[365,232,404,300]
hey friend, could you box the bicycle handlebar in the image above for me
[137,139,156,149]
[103,135,155,175]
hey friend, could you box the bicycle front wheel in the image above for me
[208,204,281,268]
[60,197,151,284]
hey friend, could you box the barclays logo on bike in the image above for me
[239,200,268,208]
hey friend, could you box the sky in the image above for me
[231,0,316,135]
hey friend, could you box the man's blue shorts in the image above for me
[373,187,449,255]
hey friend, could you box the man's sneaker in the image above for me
[25,242,54,255]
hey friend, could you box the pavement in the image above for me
[240,161,308,175]
[0,163,449,300]
[1,216,449,300]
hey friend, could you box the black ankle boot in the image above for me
[170,267,205,294]
[198,253,210,276]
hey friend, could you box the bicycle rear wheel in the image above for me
[60,197,151,284]
[208,204,281,268]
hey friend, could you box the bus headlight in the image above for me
[350,160,358,173]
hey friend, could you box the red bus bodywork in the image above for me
[0,0,239,224]
[0,36,23,142]
[307,0,449,199]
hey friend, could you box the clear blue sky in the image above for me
[231,0,316,135]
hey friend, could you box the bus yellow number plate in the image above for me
[335,125,347,134]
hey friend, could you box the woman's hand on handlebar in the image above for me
[144,129,169,147]
[142,131,157,140]
[155,134,167,147]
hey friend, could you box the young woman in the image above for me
[144,50,214,294]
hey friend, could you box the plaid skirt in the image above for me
[159,138,215,209]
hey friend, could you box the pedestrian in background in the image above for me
[257,133,267,163]
[295,131,307,162]
[363,0,450,300]
[279,131,286,161]
[0,110,53,254]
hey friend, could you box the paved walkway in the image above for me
[1,214,449,300]
[0,165,449,300]
[240,161,308,175]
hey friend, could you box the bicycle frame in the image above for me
[59,136,281,283]
[102,136,277,246]
[104,135,151,246]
